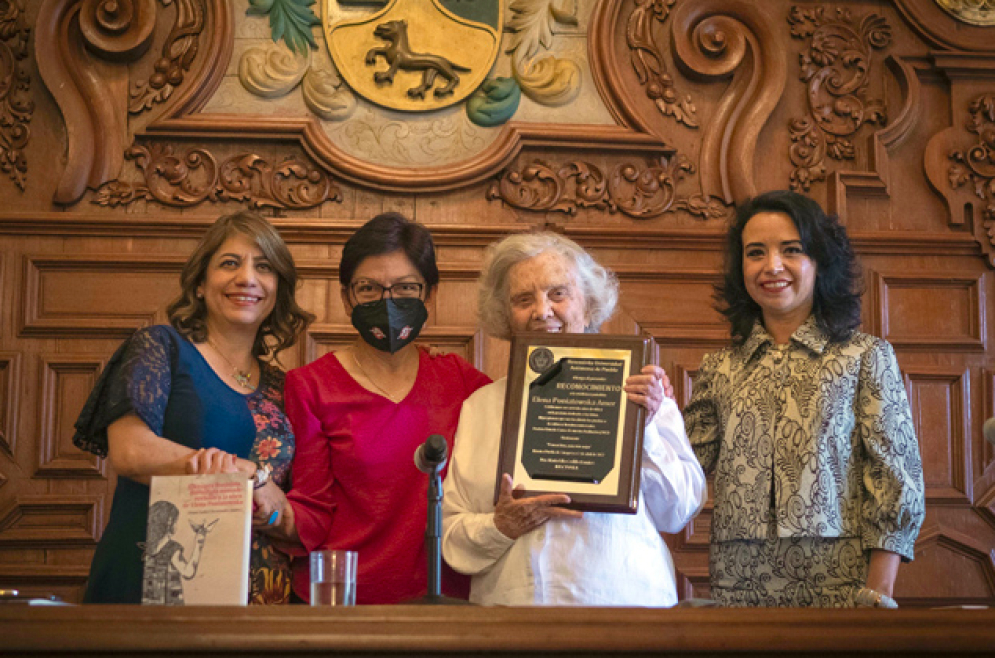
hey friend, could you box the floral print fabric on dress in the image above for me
[248,367,294,605]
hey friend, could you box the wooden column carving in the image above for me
[669,0,788,205]
[35,0,158,205]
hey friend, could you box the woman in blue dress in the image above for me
[73,211,314,604]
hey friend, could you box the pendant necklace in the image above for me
[350,350,402,402]
[207,337,257,392]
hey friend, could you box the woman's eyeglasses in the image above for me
[351,280,425,304]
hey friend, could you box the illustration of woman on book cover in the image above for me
[141,501,215,605]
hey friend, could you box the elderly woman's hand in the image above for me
[493,474,583,540]
[623,365,674,423]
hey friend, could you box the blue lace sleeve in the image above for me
[72,325,177,458]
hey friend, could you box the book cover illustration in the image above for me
[141,472,252,606]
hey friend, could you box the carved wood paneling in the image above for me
[0,496,103,547]
[903,367,972,505]
[0,0,33,191]
[0,352,21,459]
[670,1,788,204]
[0,564,90,605]
[905,522,995,604]
[786,7,892,193]
[37,355,106,479]
[487,156,727,220]
[19,255,183,338]
[618,269,727,346]
[674,361,700,411]
[873,270,987,351]
[825,55,921,218]
[94,144,343,211]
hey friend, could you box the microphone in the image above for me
[414,434,448,474]
[984,417,995,447]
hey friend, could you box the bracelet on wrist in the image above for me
[251,463,272,490]
[855,587,898,609]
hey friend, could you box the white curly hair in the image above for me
[478,232,620,340]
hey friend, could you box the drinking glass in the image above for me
[309,550,357,606]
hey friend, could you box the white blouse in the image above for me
[442,377,707,606]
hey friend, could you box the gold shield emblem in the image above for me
[324,0,503,112]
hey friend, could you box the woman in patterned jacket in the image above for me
[683,190,925,608]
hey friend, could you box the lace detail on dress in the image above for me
[72,326,176,458]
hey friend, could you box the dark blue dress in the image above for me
[73,325,294,604]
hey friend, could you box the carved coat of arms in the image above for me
[324,0,503,112]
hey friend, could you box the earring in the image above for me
[196,291,204,299]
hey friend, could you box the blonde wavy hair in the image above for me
[478,232,619,340]
[166,211,314,358]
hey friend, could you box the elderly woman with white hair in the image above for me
[441,232,706,606]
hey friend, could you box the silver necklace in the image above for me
[207,337,256,391]
[350,350,403,401]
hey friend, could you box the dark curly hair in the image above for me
[166,211,314,358]
[716,190,862,344]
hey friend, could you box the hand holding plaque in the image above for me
[495,333,650,513]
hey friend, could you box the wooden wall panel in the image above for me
[873,270,986,351]
[0,352,21,459]
[19,257,181,338]
[36,355,106,479]
[0,496,103,548]
[904,367,971,505]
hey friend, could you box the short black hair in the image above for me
[717,190,862,344]
[339,212,440,289]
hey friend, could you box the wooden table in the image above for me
[1,605,993,657]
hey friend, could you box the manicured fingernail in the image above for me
[267,510,279,525]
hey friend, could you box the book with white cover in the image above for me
[141,472,252,606]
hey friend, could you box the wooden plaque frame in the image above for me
[495,332,650,513]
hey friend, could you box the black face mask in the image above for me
[351,298,428,354]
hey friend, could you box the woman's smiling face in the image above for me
[507,250,590,335]
[741,211,817,332]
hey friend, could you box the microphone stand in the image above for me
[406,453,471,605]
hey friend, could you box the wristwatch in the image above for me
[251,463,272,490]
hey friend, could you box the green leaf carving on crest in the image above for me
[246,0,321,55]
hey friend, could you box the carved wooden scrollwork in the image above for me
[669,1,787,204]
[787,6,891,192]
[35,0,158,205]
[949,95,995,240]
[487,156,727,219]
[93,142,342,210]
[626,0,698,129]
[129,0,206,114]
[0,0,33,190]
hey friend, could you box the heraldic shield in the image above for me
[324,0,503,112]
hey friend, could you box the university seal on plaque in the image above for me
[323,0,503,112]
